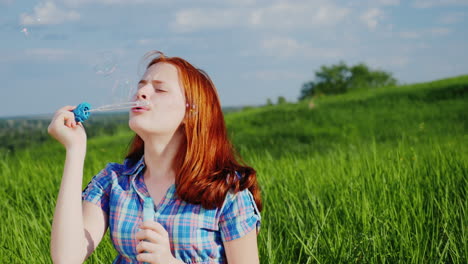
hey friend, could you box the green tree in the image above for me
[348,63,397,90]
[314,61,350,95]
[300,81,316,100]
[277,96,287,105]
[299,62,397,100]
[266,98,273,106]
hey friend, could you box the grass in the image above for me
[0,75,466,263]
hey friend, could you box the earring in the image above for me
[186,103,198,115]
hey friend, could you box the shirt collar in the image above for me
[122,155,146,176]
[124,155,149,199]
[123,155,177,202]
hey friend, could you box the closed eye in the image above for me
[138,80,165,91]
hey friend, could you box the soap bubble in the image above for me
[93,52,118,76]
[19,16,42,37]
[111,78,137,104]
[20,27,29,36]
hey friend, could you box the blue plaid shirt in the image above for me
[82,156,261,264]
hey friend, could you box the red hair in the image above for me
[126,51,262,211]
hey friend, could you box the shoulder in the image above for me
[220,188,260,220]
[89,159,136,185]
[97,161,126,177]
[99,157,144,177]
[218,188,261,241]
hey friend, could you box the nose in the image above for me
[135,87,148,100]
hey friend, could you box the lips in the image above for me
[130,100,150,114]
[131,103,150,112]
[132,106,146,110]
[131,107,148,112]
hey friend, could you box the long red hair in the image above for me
[126,51,262,211]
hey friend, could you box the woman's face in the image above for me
[129,62,186,137]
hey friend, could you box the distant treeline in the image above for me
[0,113,130,153]
[0,106,245,154]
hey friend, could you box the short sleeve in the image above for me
[82,164,115,215]
[218,189,261,242]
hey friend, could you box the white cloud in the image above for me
[249,1,350,29]
[171,1,350,32]
[399,31,421,39]
[59,0,152,7]
[59,0,255,8]
[258,36,342,59]
[437,12,465,24]
[172,8,246,32]
[20,1,80,25]
[261,37,302,58]
[399,27,452,39]
[429,27,452,36]
[360,8,384,30]
[413,0,468,8]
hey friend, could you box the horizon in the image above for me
[2,73,465,120]
[1,0,467,118]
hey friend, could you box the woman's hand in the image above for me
[48,105,87,151]
[136,221,181,264]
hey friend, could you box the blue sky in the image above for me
[0,0,467,117]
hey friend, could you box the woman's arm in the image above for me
[224,229,260,264]
[48,106,108,264]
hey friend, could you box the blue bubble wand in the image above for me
[72,101,149,122]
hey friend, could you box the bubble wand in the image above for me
[142,197,155,264]
[72,101,149,122]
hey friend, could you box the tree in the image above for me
[277,96,287,105]
[300,81,316,99]
[314,61,350,95]
[266,98,273,106]
[348,63,397,89]
[299,62,397,100]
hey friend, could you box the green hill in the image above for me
[226,75,467,157]
[1,75,467,263]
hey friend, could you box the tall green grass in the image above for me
[0,75,466,263]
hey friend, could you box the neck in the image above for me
[140,128,185,183]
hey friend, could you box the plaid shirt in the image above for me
[82,156,261,264]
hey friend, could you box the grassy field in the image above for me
[0,75,466,263]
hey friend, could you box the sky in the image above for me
[0,0,467,118]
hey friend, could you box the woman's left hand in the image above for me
[136,221,180,264]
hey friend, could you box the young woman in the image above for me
[48,51,262,264]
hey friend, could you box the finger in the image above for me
[136,253,156,263]
[51,106,71,122]
[140,221,168,237]
[56,109,75,122]
[136,241,158,254]
[50,111,74,132]
[49,107,79,134]
[64,111,77,125]
[135,229,164,244]
[65,117,73,128]
[59,105,76,111]
[52,106,75,119]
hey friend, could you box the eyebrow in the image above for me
[138,80,164,86]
